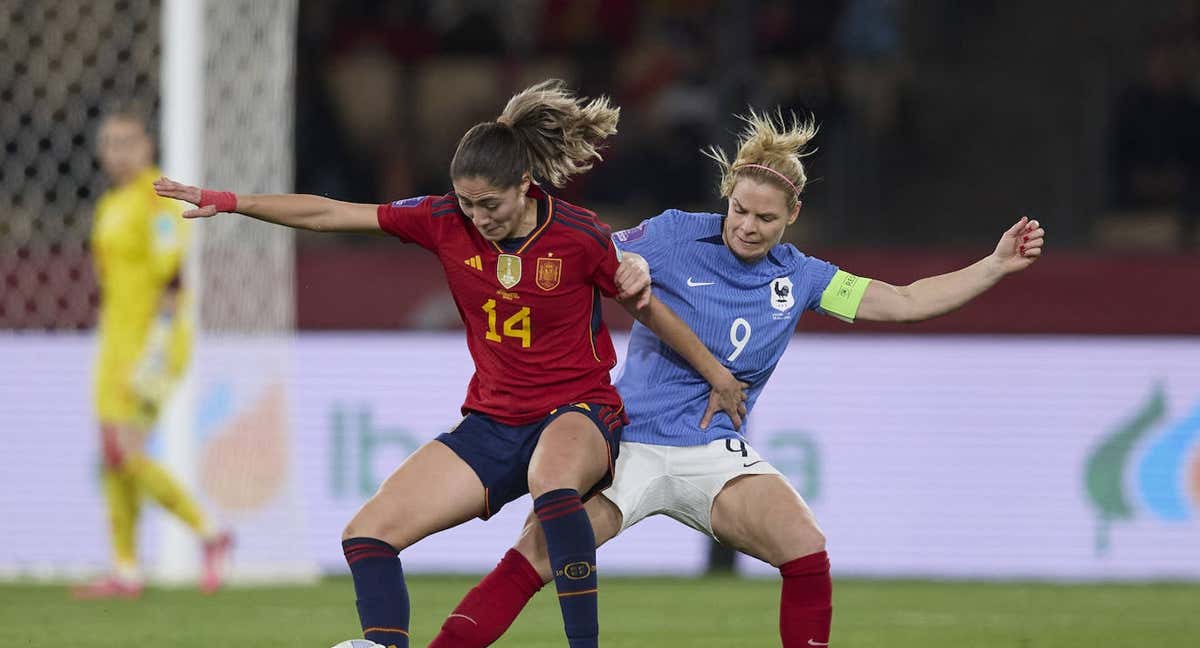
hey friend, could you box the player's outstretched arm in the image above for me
[856,216,1045,323]
[625,295,748,429]
[152,176,383,233]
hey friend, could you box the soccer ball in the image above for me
[329,641,384,648]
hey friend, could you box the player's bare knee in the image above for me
[341,515,407,550]
[339,521,358,542]
[525,472,552,498]
[101,450,125,470]
[340,518,371,543]
[526,467,581,499]
[799,526,827,556]
[776,523,825,565]
[100,425,127,469]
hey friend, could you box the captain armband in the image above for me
[818,270,871,323]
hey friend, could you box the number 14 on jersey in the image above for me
[482,299,532,347]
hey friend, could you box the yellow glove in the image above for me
[129,315,175,404]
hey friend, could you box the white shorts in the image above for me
[601,438,787,539]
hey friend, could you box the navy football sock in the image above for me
[343,537,410,648]
[535,489,598,648]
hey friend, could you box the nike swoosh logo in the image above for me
[808,641,829,646]
[742,460,764,468]
[687,277,715,287]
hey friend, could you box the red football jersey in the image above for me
[377,185,625,425]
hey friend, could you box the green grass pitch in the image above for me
[1,576,1195,647]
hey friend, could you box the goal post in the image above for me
[158,0,315,585]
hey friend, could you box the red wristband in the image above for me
[199,189,238,213]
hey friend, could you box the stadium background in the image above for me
[1,1,1199,646]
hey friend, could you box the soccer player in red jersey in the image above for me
[154,80,746,648]
[428,110,1046,648]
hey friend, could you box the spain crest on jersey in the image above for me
[497,254,522,289]
[536,256,562,291]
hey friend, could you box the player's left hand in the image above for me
[991,216,1045,274]
[616,252,652,310]
[129,316,173,403]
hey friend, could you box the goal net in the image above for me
[0,0,314,584]
[160,0,312,585]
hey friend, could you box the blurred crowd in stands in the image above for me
[294,0,1200,252]
[1107,19,1200,250]
[4,1,1196,333]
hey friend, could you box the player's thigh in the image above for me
[343,440,485,550]
[709,473,825,567]
[513,494,623,582]
[527,411,610,497]
[94,367,136,425]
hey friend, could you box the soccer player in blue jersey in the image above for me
[431,109,1045,647]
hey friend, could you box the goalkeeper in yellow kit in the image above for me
[73,109,231,599]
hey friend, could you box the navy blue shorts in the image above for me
[436,402,624,519]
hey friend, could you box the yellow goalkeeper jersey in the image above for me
[92,166,192,423]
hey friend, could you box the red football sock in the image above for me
[779,551,833,647]
[429,548,546,647]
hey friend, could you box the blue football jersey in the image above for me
[613,209,840,446]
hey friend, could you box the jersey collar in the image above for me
[490,184,554,255]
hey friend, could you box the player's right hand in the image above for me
[700,371,749,430]
[615,252,652,310]
[153,177,231,218]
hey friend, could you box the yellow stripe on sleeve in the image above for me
[818,270,871,323]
